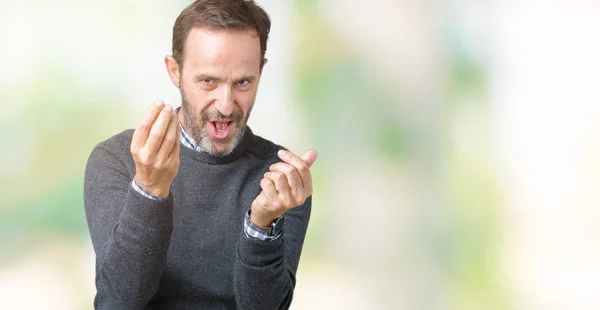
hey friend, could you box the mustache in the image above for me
[201,108,243,123]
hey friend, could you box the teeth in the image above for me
[214,121,229,132]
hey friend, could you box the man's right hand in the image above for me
[130,100,180,198]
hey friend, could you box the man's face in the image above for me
[171,27,263,157]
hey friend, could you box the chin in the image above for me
[198,122,246,157]
[200,135,237,157]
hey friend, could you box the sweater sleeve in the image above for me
[233,196,312,310]
[84,143,174,309]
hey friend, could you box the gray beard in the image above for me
[180,90,251,157]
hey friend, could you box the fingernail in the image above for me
[264,172,268,177]
[165,104,172,111]
[278,150,285,156]
[155,100,164,107]
[269,165,273,170]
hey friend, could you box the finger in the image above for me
[264,171,292,198]
[131,100,165,151]
[157,110,179,160]
[270,162,302,198]
[299,149,318,167]
[168,121,181,160]
[277,149,317,194]
[259,178,278,201]
[298,150,317,194]
[145,104,174,153]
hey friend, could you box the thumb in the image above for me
[300,149,318,168]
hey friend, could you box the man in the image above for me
[84,1,317,309]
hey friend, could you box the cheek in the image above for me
[182,84,212,111]
[234,92,256,113]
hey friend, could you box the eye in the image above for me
[236,79,250,87]
[197,78,218,90]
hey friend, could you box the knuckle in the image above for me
[149,132,163,141]
[284,167,296,177]
[163,136,175,146]
[283,197,293,208]
[274,172,286,182]
[261,182,274,193]
[299,196,307,206]
[137,153,151,165]
[152,158,165,169]
[266,179,275,187]
[298,163,309,174]
[294,194,305,206]
[260,178,270,187]
[138,123,150,132]
[279,163,292,173]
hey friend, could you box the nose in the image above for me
[214,85,234,116]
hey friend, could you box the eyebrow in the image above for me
[194,74,221,82]
[194,74,256,83]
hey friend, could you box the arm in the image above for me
[234,149,318,309]
[84,101,180,309]
[84,145,174,309]
[233,198,311,310]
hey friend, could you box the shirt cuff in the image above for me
[131,179,168,201]
[243,211,281,241]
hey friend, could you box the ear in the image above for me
[164,55,181,88]
[260,58,268,74]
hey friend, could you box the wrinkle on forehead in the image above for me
[184,27,262,76]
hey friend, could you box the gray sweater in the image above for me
[84,127,311,310]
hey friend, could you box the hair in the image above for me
[172,0,271,69]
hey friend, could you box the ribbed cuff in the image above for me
[238,228,284,267]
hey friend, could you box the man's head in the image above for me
[164,0,270,157]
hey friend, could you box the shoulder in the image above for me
[96,129,135,153]
[87,129,135,170]
[246,129,288,161]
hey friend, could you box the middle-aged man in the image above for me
[83,1,317,309]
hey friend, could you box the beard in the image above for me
[180,89,252,157]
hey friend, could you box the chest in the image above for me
[157,161,269,298]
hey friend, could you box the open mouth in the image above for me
[209,120,234,139]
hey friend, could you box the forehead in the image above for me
[183,27,261,73]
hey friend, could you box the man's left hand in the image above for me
[250,149,318,228]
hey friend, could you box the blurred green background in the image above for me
[2,1,600,309]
